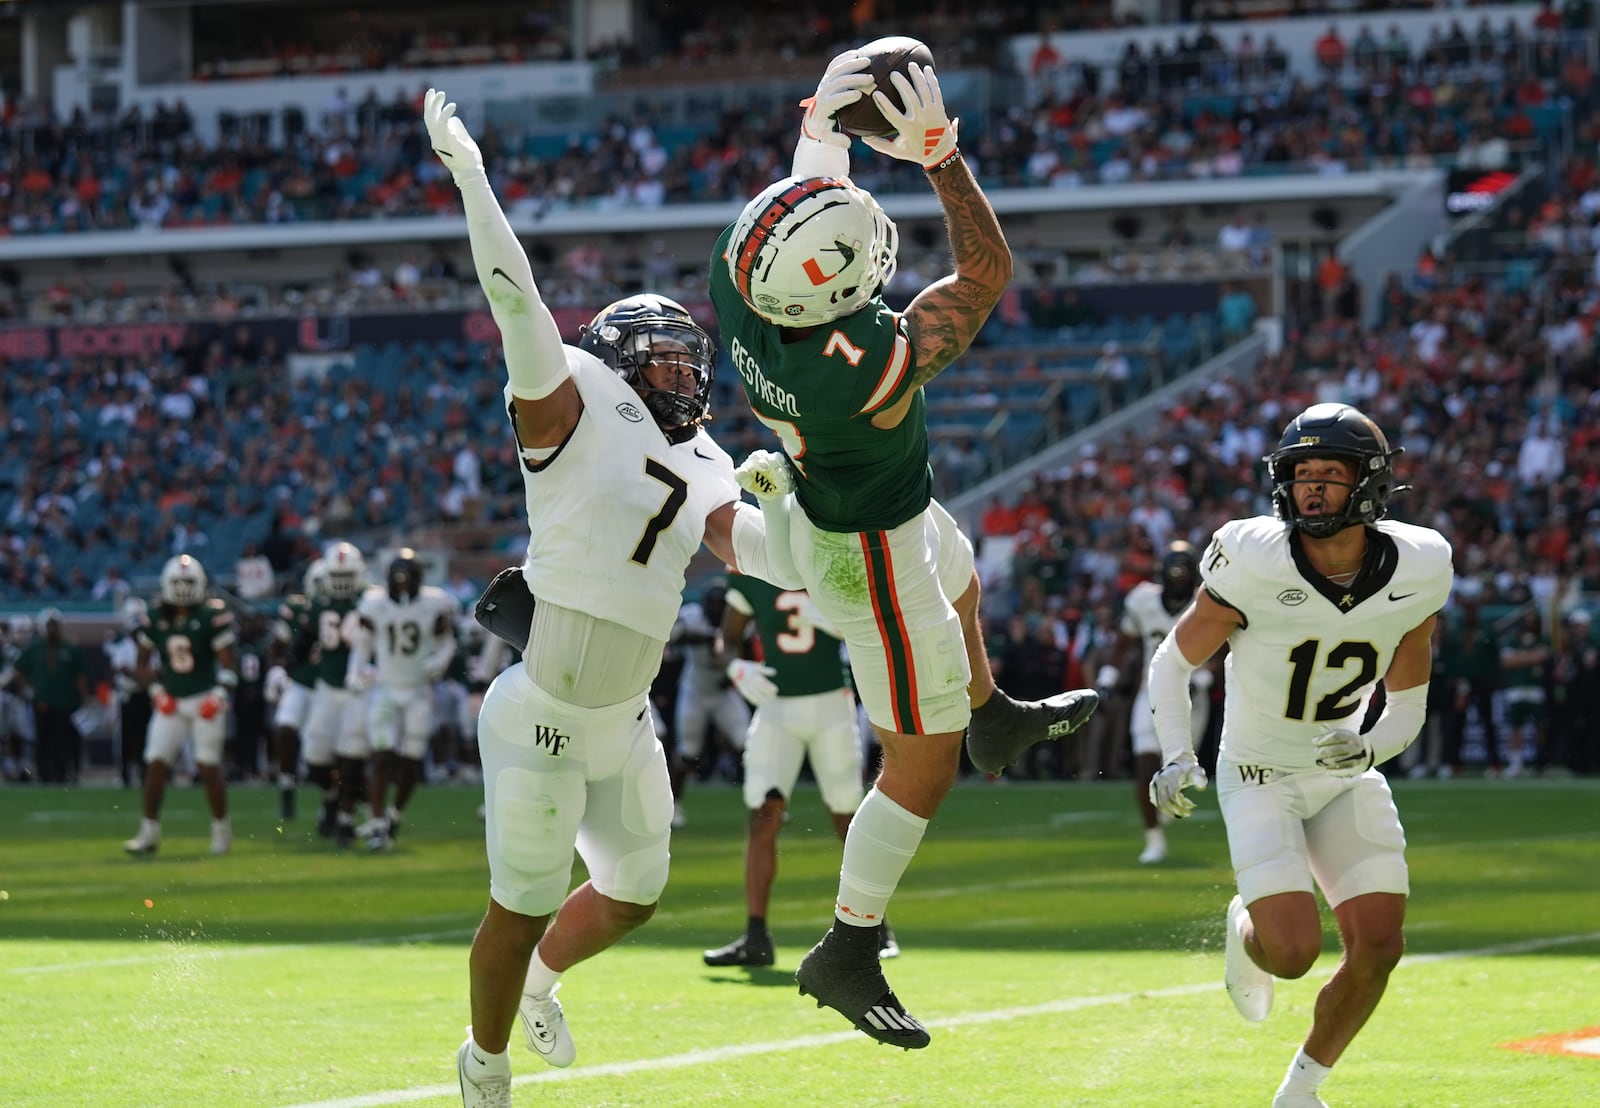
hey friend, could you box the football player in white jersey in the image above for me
[1146,404,1453,1108]
[1101,540,1209,864]
[667,583,751,827]
[423,89,805,1106]
[349,549,460,850]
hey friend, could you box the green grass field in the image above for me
[3,777,1596,1107]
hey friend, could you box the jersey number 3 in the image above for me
[1284,638,1379,723]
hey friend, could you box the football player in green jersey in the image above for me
[123,555,239,856]
[703,574,901,969]
[303,541,371,848]
[711,50,1098,1046]
[273,558,334,829]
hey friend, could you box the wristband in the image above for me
[926,149,962,174]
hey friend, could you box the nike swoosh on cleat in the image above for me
[1388,591,1417,601]
[470,1051,487,1065]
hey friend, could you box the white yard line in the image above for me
[276,929,1600,1108]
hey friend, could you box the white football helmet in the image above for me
[121,596,149,631]
[726,175,898,327]
[303,557,328,598]
[323,541,367,600]
[160,554,207,606]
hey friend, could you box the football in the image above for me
[833,36,936,139]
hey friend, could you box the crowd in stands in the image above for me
[0,10,1584,241]
[190,2,574,81]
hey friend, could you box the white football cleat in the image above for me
[671,802,687,829]
[1225,894,1274,1022]
[456,1036,511,1108]
[734,449,794,500]
[209,820,232,856]
[1271,1091,1329,1107]
[123,823,160,855]
[518,984,575,1068]
[1137,838,1167,865]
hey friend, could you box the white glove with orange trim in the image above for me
[801,51,873,150]
[861,63,959,170]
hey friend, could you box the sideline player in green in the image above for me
[123,554,239,856]
[302,540,371,847]
[710,49,1098,1046]
[273,559,327,827]
[703,573,897,968]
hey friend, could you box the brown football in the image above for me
[833,36,936,139]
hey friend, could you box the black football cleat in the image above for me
[703,933,776,968]
[796,936,929,1049]
[966,688,1100,776]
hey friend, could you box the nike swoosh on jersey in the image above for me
[1388,591,1417,601]
[489,267,522,291]
[694,447,713,460]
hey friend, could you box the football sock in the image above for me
[1145,828,1165,850]
[834,788,928,928]
[465,1030,511,1078]
[1278,1047,1331,1095]
[747,915,769,940]
[524,947,561,999]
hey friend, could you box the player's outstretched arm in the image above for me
[423,89,578,446]
[863,63,1011,389]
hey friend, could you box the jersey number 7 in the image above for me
[631,459,688,566]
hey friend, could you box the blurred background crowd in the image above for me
[3,0,1597,787]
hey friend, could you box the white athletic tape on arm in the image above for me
[457,176,568,401]
[1148,633,1200,765]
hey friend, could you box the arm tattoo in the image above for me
[903,157,1013,385]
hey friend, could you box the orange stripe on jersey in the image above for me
[732,178,845,303]
[857,329,911,415]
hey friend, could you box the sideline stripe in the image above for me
[276,930,1600,1108]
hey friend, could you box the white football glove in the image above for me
[1190,666,1215,690]
[726,658,779,706]
[422,88,484,185]
[734,449,795,501]
[1313,728,1374,777]
[1149,753,1209,819]
[1095,664,1122,693]
[802,51,874,150]
[861,63,959,170]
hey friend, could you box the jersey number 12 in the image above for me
[1284,638,1379,722]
